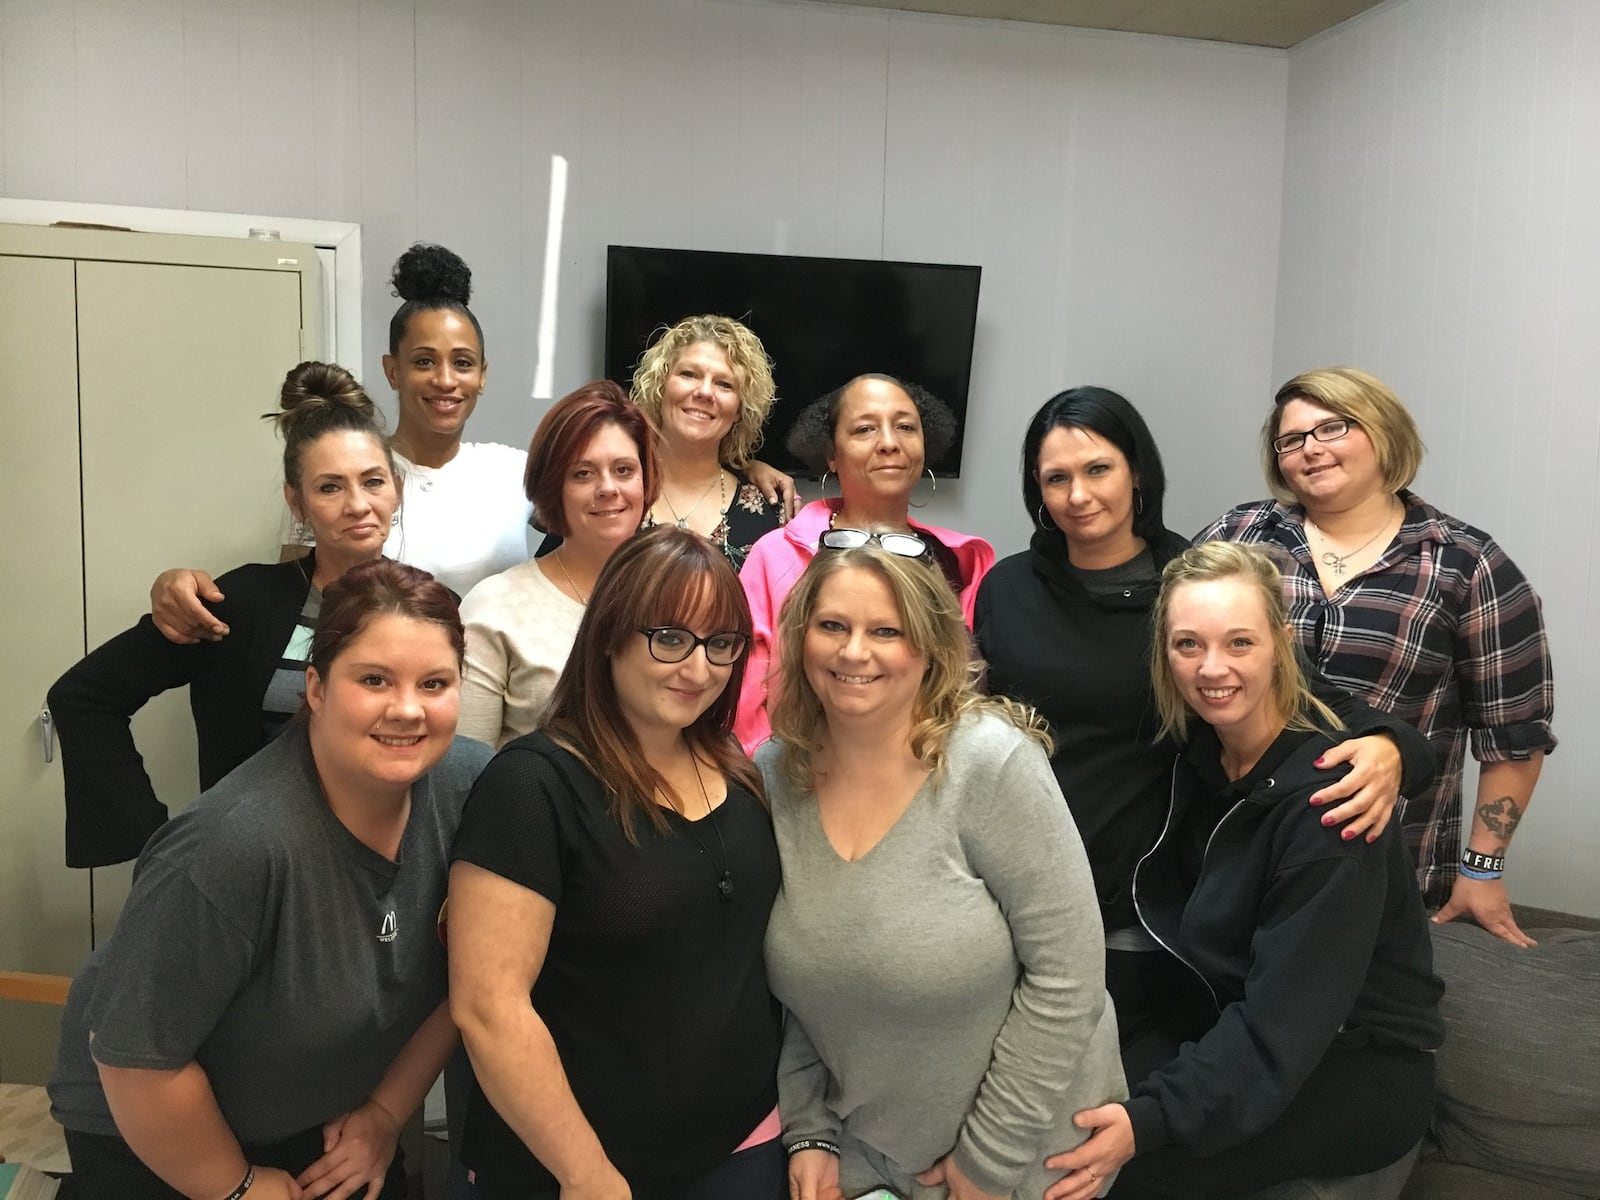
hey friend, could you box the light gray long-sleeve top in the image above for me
[761,711,1127,1198]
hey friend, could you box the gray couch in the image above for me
[1398,909,1600,1199]
[1243,908,1600,1200]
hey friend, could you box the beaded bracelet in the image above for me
[786,1138,841,1157]
[222,1165,255,1200]
[1458,863,1504,881]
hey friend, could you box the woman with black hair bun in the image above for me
[362,242,532,595]
[148,244,523,642]
[47,362,401,866]
[152,245,802,642]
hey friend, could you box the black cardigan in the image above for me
[974,526,1435,931]
[48,556,317,867]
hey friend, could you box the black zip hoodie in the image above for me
[975,526,1437,933]
[1125,724,1444,1156]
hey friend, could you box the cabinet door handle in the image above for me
[40,704,56,764]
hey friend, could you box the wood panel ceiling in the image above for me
[816,0,1384,49]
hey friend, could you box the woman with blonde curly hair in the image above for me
[630,313,792,569]
[759,541,1125,1200]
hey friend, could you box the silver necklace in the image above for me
[660,469,725,530]
[1306,501,1397,577]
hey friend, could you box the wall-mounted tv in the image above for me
[605,245,981,478]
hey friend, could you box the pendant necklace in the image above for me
[671,754,734,902]
[1306,500,1397,577]
[553,549,589,605]
[660,469,726,530]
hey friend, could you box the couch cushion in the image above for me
[1427,921,1600,1195]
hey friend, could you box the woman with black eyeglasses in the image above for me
[736,374,994,750]
[447,526,785,1200]
[1197,367,1555,948]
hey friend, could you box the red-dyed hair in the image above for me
[524,380,660,537]
[309,559,465,675]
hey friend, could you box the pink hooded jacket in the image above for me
[735,499,995,751]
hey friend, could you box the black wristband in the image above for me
[1462,848,1505,873]
[222,1165,254,1200]
[786,1138,840,1157]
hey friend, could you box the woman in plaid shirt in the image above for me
[1198,366,1555,946]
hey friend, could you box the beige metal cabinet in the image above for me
[0,225,321,1082]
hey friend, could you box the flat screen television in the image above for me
[605,245,981,478]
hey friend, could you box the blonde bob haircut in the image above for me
[769,544,1049,792]
[630,314,777,471]
[1151,541,1343,743]
[1262,366,1425,504]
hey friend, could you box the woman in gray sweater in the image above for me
[760,538,1127,1200]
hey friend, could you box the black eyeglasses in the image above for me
[1272,417,1354,455]
[637,626,750,666]
[818,527,930,559]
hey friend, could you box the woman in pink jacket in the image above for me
[736,373,993,750]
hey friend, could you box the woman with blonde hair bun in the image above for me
[760,541,1124,1200]
[1046,541,1442,1200]
[48,360,400,866]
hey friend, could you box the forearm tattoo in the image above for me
[1477,794,1525,841]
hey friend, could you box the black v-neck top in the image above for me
[451,731,781,1197]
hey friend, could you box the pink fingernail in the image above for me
[1321,814,1335,826]
[1342,828,1356,841]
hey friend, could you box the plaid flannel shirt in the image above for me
[1197,491,1556,906]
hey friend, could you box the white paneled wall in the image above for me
[1277,0,1600,915]
[3,1,1594,914]
[0,0,1287,556]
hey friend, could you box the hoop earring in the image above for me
[818,470,835,498]
[908,467,937,509]
[1134,487,1145,517]
[1036,503,1055,532]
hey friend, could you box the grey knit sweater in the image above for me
[761,711,1127,1198]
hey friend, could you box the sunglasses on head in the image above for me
[818,527,931,560]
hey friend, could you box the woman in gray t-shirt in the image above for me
[49,560,492,1200]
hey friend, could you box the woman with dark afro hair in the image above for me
[734,373,993,750]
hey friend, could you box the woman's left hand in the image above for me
[1307,734,1401,842]
[914,1153,1005,1200]
[296,1098,401,1200]
[1041,1104,1134,1200]
[744,460,803,522]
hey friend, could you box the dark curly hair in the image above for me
[785,374,958,474]
[387,243,486,358]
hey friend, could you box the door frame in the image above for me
[0,198,360,370]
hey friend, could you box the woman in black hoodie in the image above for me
[1045,541,1443,1200]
